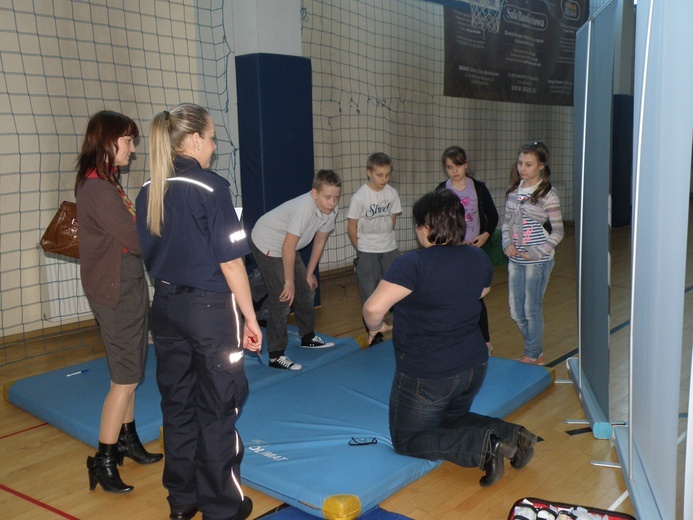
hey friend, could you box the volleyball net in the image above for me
[0,0,575,364]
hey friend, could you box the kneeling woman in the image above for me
[363,189,537,486]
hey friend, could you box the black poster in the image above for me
[443,0,588,105]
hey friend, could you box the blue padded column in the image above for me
[236,53,321,304]
[236,53,314,231]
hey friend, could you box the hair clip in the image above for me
[163,110,170,121]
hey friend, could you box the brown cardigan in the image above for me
[76,178,141,309]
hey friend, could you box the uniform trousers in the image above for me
[152,280,249,520]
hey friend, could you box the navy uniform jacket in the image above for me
[136,156,250,292]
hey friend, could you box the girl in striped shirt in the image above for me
[501,141,564,365]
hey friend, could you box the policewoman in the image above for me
[136,103,261,520]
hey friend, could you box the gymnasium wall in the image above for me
[302,0,575,268]
[0,0,578,362]
[0,0,238,354]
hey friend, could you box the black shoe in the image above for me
[170,507,198,520]
[300,334,335,348]
[117,420,164,465]
[87,442,134,494]
[479,434,517,487]
[511,427,539,469]
[200,497,252,520]
[233,497,253,520]
[369,332,384,347]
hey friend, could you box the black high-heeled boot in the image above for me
[117,420,163,465]
[479,434,517,487]
[511,427,539,469]
[87,442,134,493]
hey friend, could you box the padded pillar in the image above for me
[236,53,321,303]
[236,53,315,230]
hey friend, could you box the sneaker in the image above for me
[300,335,335,348]
[369,332,384,347]
[269,355,302,370]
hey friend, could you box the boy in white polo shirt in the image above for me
[347,153,401,345]
[250,170,341,370]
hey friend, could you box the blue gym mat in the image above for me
[245,325,361,392]
[5,326,359,449]
[237,340,553,518]
[6,333,552,519]
[258,505,411,520]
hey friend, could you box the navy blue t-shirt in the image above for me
[383,244,493,378]
[136,156,250,292]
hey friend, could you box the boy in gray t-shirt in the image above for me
[250,170,341,370]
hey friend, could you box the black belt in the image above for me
[155,279,202,294]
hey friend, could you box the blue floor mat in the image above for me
[5,326,358,449]
[6,335,552,519]
[257,505,411,520]
[237,341,552,518]
[6,344,161,450]
[245,325,361,391]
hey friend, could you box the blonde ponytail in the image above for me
[146,104,211,236]
[147,111,174,236]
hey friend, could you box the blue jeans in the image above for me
[389,364,522,469]
[508,258,555,359]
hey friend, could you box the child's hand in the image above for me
[523,247,543,261]
[306,273,318,291]
[470,232,490,248]
[279,281,295,306]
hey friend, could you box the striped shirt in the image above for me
[501,181,564,264]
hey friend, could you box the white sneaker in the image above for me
[269,355,302,370]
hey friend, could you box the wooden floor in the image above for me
[0,226,646,519]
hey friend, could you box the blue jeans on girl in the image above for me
[508,258,555,360]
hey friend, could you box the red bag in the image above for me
[40,201,79,259]
[508,497,637,520]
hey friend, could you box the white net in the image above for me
[1,0,575,364]
[467,0,503,33]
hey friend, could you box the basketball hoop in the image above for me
[466,0,503,34]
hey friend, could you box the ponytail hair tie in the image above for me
[163,110,170,121]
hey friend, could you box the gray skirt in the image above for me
[90,254,150,385]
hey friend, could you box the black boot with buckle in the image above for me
[87,442,134,493]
